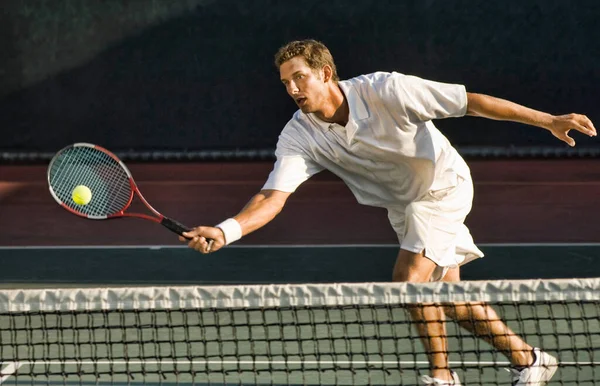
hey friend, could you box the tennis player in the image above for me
[181,40,595,385]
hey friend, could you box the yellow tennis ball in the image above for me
[72,185,92,206]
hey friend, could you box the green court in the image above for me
[0,245,598,385]
[1,301,598,385]
[0,244,597,285]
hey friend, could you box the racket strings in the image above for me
[49,146,132,217]
[55,147,130,215]
[76,147,131,214]
[86,149,130,210]
[51,148,110,214]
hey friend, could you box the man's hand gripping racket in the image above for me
[47,142,214,251]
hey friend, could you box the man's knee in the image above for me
[392,249,436,283]
[392,268,431,283]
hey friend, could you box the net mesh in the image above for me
[0,279,598,385]
[47,145,132,218]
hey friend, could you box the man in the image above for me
[180,40,595,385]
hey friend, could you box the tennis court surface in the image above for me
[0,245,599,385]
[0,279,598,385]
[0,244,598,285]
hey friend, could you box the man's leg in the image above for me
[392,248,453,382]
[440,267,535,367]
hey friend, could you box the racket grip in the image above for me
[161,217,191,236]
[161,217,215,249]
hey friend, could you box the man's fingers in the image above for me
[181,227,207,241]
[573,121,594,137]
[566,114,596,137]
[556,114,596,139]
[183,227,203,237]
[180,229,199,243]
[179,226,221,254]
[187,236,211,253]
[581,115,597,136]
[562,134,575,147]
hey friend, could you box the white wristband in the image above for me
[215,218,242,245]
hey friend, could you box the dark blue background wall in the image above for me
[1,0,598,155]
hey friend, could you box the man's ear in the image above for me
[322,65,333,83]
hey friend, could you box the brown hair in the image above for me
[274,39,339,82]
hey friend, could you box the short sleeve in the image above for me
[390,73,467,121]
[262,131,324,193]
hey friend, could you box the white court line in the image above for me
[2,243,600,250]
[0,362,22,384]
[0,360,592,384]
[0,360,591,366]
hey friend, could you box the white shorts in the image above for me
[387,175,484,281]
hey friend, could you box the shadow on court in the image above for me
[0,245,597,286]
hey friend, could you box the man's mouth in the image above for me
[296,97,307,106]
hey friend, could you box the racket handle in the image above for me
[161,217,215,249]
[160,216,191,236]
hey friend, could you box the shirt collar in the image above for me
[339,80,370,121]
[308,80,370,130]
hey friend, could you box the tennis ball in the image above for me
[72,185,92,206]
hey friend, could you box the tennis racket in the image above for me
[47,143,212,246]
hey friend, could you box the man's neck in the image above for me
[315,84,349,126]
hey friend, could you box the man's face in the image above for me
[279,56,326,113]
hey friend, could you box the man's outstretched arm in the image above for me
[466,92,596,146]
[180,189,292,253]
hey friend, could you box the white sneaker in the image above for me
[421,370,462,385]
[508,347,558,385]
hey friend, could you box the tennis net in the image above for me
[0,278,598,385]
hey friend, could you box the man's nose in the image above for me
[287,81,299,95]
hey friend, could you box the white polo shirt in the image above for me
[262,71,472,209]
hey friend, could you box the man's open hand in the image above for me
[549,114,596,147]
